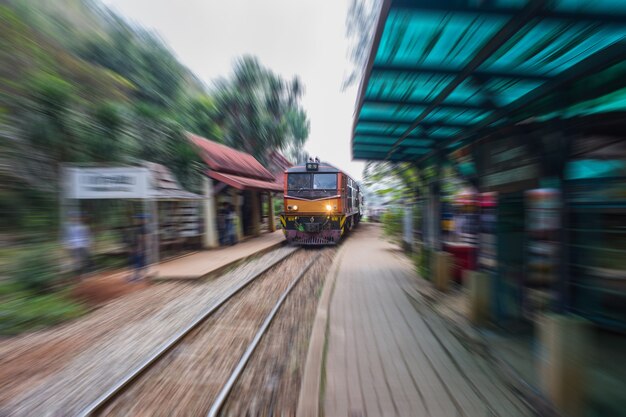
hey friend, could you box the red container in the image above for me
[444,242,477,283]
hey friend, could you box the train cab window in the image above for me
[313,174,337,190]
[288,174,311,190]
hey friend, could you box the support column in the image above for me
[537,314,590,417]
[432,251,452,292]
[403,202,413,252]
[251,191,260,237]
[431,180,442,251]
[430,156,450,289]
[202,177,218,248]
[268,192,276,232]
[468,270,490,324]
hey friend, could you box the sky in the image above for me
[102,0,365,180]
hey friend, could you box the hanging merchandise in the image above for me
[478,192,497,272]
[524,188,561,321]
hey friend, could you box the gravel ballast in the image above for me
[1,246,297,417]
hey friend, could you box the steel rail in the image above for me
[78,246,299,417]
[206,255,319,417]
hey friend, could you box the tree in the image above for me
[363,161,421,204]
[177,95,222,140]
[213,56,310,163]
[344,0,382,89]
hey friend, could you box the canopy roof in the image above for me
[188,133,283,192]
[352,0,626,163]
[207,171,283,192]
[188,133,274,181]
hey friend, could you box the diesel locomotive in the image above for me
[280,160,362,245]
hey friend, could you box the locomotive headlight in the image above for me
[325,204,332,211]
[292,205,298,211]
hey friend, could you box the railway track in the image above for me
[78,247,320,417]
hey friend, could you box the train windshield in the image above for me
[288,173,337,190]
[313,174,337,189]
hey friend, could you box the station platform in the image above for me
[152,230,285,280]
[298,223,535,417]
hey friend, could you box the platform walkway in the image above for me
[153,230,284,280]
[300,223,535,417]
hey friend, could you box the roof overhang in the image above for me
[208,171,283,192]
[188,133,275,181]
[352,0,626,164]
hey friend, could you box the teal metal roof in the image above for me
[352,0,626,162]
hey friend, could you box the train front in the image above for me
[280,162,343,245]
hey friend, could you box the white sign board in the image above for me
[64,167,150,199]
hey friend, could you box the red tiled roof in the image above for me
[207,171,283,192]
[187,133,274,181]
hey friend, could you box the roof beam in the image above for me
[354,143,432,152]
[354,134,434,146]
[353,151,405,162]
[363,97,494,111]
[392,1,626,25]
[420,40,626,163]
[384,0,547,159]
[357,117,469,129]
[372,64,550,81]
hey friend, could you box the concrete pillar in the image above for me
[537,314,590,417]
[268,192,276,232]
[432,251,452,292]
[467,270,490,325]
[432,182,442,251]
[202,177,218,248]
[251,191,260,237]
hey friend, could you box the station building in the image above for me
[188,133,285,247]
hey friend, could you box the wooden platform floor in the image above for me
[322,223,534,417]
[153,230,284,280]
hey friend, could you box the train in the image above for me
[279,160,362,245]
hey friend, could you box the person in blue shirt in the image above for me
[128,214,149,282]
[63,212,91,279]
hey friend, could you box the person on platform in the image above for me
[63,212,91,280]
[225,203,237,245]
[128,214,149,282]
[218,202,229,245]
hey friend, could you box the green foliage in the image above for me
[345,0,382,88]
[416,245,431,279]
[273,198,284,219]
[3,0,309,236]
[363,162,424,208]
[381,209,403,240]
[11,245,62,293]
[0,242,86,335]
[0,289,85,335]
[0,4,129,103]
[214,55,310,163]
[77,26,188,108]
[177,95,222,140]
[86,101,130,162]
